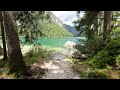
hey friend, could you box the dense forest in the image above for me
[0,11,120,79]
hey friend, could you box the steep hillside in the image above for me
[49,11,64,28]
[48,11,83,37]
[39,19,73,37]
[18,11,74,37]
[63,24,80,36]
[63,24,85,37]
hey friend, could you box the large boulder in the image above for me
[68,48,79,57]
[71,49,82,58]
[64,41,87,60]
[68,48,87,60]
[64,41,76,49]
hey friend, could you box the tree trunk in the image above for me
[94,17,98,38]
[0,12,7,60]
[103,11,112,44]
[2,11,28,75]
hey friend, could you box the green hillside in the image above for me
[39,19,73,37]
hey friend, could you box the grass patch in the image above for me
[0,46,57,79]
[0,58,15,79]
[80,70,109,79]
[0,58,8,68]
[71,59,120,79]
[24,46,56,65]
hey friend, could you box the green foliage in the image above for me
[75,43,86,54]
[24,46,55,65]
[74,11,100,29]
[85,37,120,69]
[16,11,46,44]
[0,59,6,68]
[74,11,120,58]
[105,39,120,56]
[84,38,103,56]
[72,11,120,79]
[90,51,110,69]
[75,38,103,57]
[71,56,109,79]
[116,55,120,66]
[81,70,109,79]
[17,11,73,44]
[24,50,43,65]
[74,11,105,57]
[112,27,120,38]
[0,58,8,68]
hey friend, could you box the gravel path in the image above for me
[41,60,80,79]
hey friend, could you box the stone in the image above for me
[67,48,82,58]
[81,54,87,59]
[64,41,76,49]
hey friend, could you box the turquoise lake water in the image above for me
[20,37,85,48]
[0,37,85,49]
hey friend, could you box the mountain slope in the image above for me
[63,24,86,37]
[49,11,64,28]
[18,11,74,37]
[48,12,80,37]
[63,24,80,36]
[39,19,73,37]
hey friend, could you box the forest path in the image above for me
[41,59,81,79]
[26,48,81,79]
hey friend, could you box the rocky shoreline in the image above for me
[51,41,87,61]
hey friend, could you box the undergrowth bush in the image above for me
[105,39,120,56]
[116,55,120,66]
[75,43,86,53]
[81,70,109,79]
[85,36,120,69]
[24,46,55,65]
[86,51,109,69]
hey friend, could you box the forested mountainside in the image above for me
[38,19,73,37]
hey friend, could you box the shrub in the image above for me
[24,46,55,65]
[75,43,86,53]
[105,39,120,56]
[91,51,109,69]
[104,38,120,67]
[81,70,109,79]
[116,55,120,66]
[86,37,120,69]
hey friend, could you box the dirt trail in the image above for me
[41,60,81,79]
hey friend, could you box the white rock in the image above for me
[64,41,76,49]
